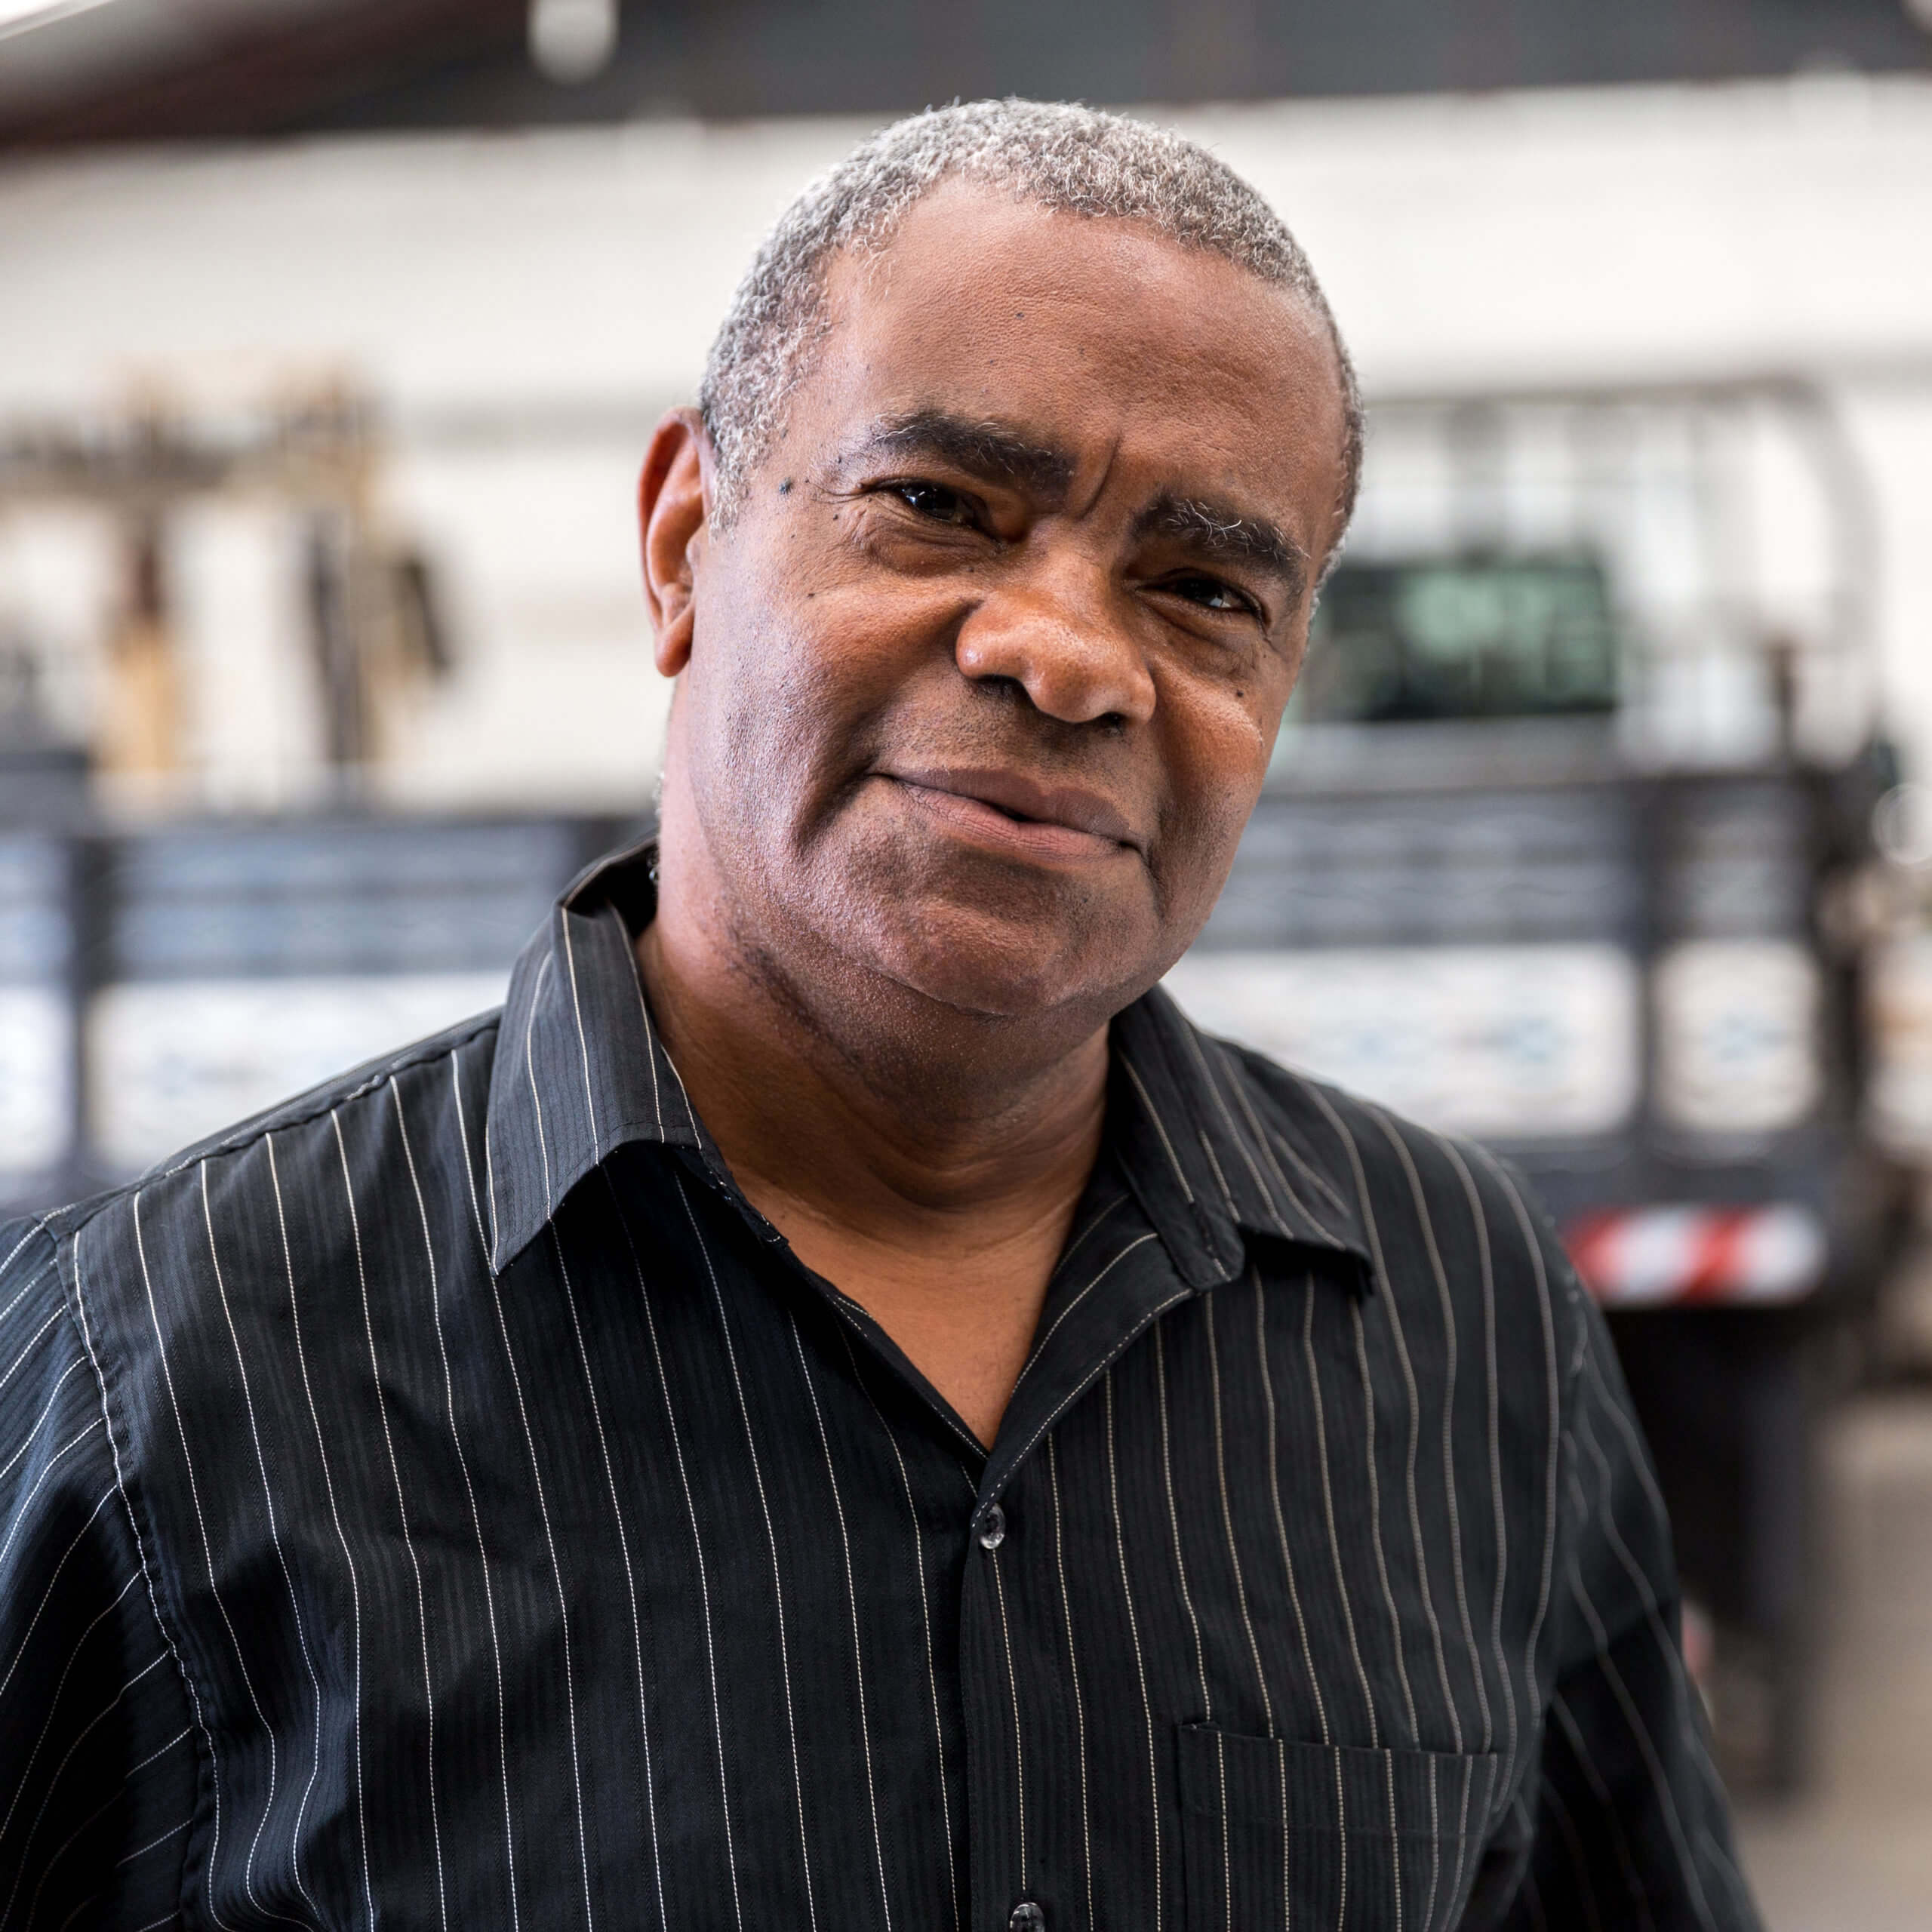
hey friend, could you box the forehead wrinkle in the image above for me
[1138,491,1308,591]
[846,407,1076,503]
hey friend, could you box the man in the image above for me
[0,101,1755,1930]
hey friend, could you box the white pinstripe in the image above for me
[488,1004,595,1932]
[1383,1749,1404,1932]
[68,1231,235,1932]
[405,1072,522,1932]
[986,1269,1189,1509]
[1119,1057,1198,1205]
[676,1174,817,1932]
[267,1134,374,1930]
[0,1485,114,1704]
[1193,1032,1347,1248]
[330,1113,450,1932]
[1558,1453,1718,1931]
[1441,1136,1518,1786]
[790,1313,894,1930]
[0,1355,85,1496]
[1302,1278,1377,1748]
[1549,1691,1657,1932]
[27,1720,195,1932]
[21,1724,190,1932]
[1419,1752,1440,1932]
[990,1540,1029,1892]
[0,1415,99,1577]
[1154,1322,1212,1723]
[1227,1067,1351,1226]
[1575,1345,1741,1832]
[544,1217,669,1932]
[1195,1123,1240,1220]
[560,910,605,1155]
[1105,1370,1162,1930]
[117,1810,192,1867]
[1331,1753,1347,1932]
[132,1183,309,1931]
[521,1014,669,1932]
[1475,1148,1564,1787]
[1350,1298,1420,1745]
[1023,1233,1160,1375]
[846,1331,961,1932]
[1540,1777,1608,1932]
[0,1571,138,1856]
[1278,1744,1291,1932]
[0,1309,61,1403]
[1254,1276,1329,1749]
[1055,1189,1135,1278]
[0,1651,166,1930]
[1309,1091,1445,1753]
[1376,1114,1488,1756]
[605,1171,745,1932]
[197,1164,325,1921]
[1204,1303,1275,1731]
[0,1227,49,1325]
[1046,1436,1094,1932]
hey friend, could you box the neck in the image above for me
[635,816,1111,1444]
[637,863,1109,1245]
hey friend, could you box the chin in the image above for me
[855,901,1143,1025]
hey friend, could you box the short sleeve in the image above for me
[0,1217,200,1927]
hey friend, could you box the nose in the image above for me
[953,559,1157,728]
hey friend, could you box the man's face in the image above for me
[663,180,1348,1032]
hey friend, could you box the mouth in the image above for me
[882,767,1140,866]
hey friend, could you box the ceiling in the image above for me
[0,0,1927,148]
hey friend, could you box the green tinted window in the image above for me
[1299,555,1619,722]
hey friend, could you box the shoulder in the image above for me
[1202,1023,1594,1377]
[45,1008,503,1405]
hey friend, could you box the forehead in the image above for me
[804,180,1346,503]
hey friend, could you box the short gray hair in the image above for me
[700,98,1361,555]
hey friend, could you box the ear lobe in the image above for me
[638,408,712,678]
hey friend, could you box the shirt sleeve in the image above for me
[0,1215,200,1927]
[1500,1273,1763,1932]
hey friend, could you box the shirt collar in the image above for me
[486,838,1371,1281]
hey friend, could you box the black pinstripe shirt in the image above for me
[0,839,1756,1931]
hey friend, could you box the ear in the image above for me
[638,408,713,678]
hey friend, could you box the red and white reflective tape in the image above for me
[1563,1204,1826,1308]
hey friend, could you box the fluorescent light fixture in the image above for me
[0,0,124,42]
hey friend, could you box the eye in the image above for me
[1165,573,1259,618]
[885,480,979,527]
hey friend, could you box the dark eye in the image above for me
[888,480,977,526]
[1168,573,1256,616]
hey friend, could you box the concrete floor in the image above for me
[1735,1394,1932,1930]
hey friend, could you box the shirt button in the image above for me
[1009,1903,1046,1932]
[977,1503,1006,1551]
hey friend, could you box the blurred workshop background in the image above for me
[5,1,1932,1921]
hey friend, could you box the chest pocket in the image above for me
[1178,1724,1501,1932]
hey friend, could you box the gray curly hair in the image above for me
[699,98,1361,557]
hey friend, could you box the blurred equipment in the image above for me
[1168,375,1906,1793]
[0,384,455,800]
[0,813,628,1215]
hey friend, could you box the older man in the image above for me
[0,103,1753,1930]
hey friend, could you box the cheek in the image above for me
[1149,676,1277,905]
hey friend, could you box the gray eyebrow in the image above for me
[1137,493,1309,596]
[846,408,1076,503]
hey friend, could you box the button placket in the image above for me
[977,1502,1007,1551]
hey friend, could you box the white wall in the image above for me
[4,75,1930,807]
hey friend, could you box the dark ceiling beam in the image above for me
[0,0,525,146]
